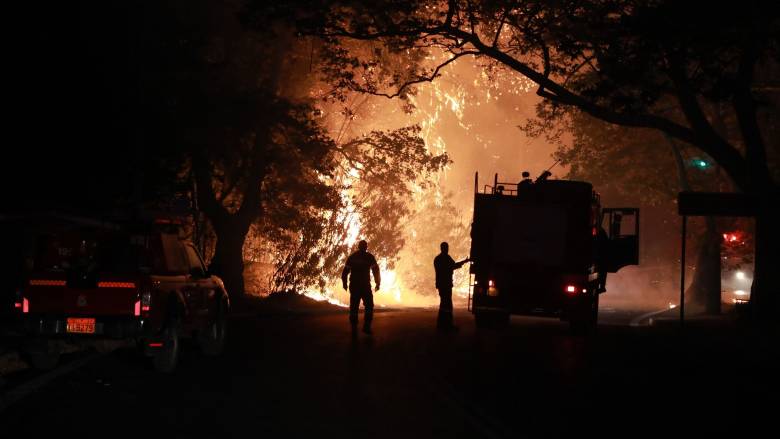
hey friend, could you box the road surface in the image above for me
[1,308,778,438]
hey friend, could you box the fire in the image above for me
[302,290,349,308]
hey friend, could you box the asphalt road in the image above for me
[1,308,778,438]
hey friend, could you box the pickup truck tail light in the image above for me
[134,291,152,317]
[13,291,29,313]
[14,298,29,313]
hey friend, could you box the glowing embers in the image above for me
[29,279,66,287]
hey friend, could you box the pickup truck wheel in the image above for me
[28,341,60,371]
[152,326,180,373]
[199,304,227,356]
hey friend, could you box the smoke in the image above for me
[600,266,682,311]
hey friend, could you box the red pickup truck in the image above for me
[9,216,229,373]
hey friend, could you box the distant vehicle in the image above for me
[468,173,639,332]
[721,264,753,306]
[5,212,229,372]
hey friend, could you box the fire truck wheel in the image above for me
[27,340,61,371]
[475,311,510,329]
[199,301,227,356]
[569,296,598,335]
[152,325,180,373]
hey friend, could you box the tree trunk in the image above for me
[686,217,721,314]
[750,209,780,323]
[209,219,250,298]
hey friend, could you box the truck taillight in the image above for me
[565,285,577,294]
[135,291,152,317]
[141,291,151,312]
[487,280,499,296]
[13,291,29,313]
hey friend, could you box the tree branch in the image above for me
[193,154,230,228]
[668,64,748,189]
[356,50,479,99]
[442,26,748,188]
[732,42,773,190]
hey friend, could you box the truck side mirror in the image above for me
[610,213,622,237]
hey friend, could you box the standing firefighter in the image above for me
[342,240,381,335]
[434,242,469,331]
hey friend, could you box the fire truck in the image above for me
[468,172,639,332]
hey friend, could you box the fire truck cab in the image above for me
[469,172,639,332]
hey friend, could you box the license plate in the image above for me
[66,318,96,334]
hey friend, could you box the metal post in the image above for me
[680,215,686,328]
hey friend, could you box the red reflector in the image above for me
[23,298,29,313]
[14,302,22,309]
[98,282,136,289]
[29,279,66,286]
[134,300,141,316]
[565,285,577,293]
[141,305,150,312]
[148,342,163,347]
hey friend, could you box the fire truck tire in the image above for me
[569,296,598,335]
[28,341,60,371]
[199,300,227,356]
[475,311,510,329]
[153,325,180,373]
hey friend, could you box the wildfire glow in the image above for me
[295,49,538,310]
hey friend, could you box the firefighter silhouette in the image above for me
[342,240,381,335]
[434,242,469,331]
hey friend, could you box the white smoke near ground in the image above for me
[600,266,682,312]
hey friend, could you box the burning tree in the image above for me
[245,125,449,295]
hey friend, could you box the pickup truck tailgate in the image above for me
[24,280,138,316]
